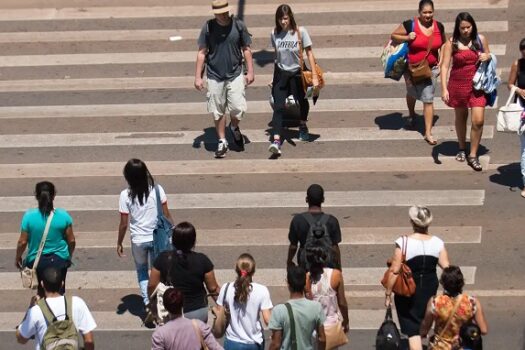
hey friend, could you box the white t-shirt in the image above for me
[18,296,97,350]
[217,282,273,345]
[395,235,444,261]
[119,185,167,244]
[271,26,313,72]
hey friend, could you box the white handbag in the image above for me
[497,86,524,133]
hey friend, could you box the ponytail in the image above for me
[35,181,55,216]
[234,253,256,304]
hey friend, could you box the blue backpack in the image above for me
[381,21,413,81]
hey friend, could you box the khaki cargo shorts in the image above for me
[206,74,247,121]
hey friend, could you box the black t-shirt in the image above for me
[518,58,525,105]
[153,251,214,312]
[288,211,342,247]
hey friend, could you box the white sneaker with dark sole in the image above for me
[215,141,228,158]
[268,142,281,155]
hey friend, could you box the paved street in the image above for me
[0,0,524,348]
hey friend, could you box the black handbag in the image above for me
[376,306,401,350]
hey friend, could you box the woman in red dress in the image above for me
[441,12,491,171]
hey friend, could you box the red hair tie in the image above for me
[240,269,248,277]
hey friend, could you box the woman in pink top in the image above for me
[391,0,445,145]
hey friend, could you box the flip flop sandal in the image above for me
[424,136,437,145]
[455,150,466,162]
[467,156,482,171]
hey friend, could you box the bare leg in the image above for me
[406,94,417,117]
[423,102,436,143]
[469,106,485,158]
[454,107,469,151]
[230,115,240,128]
[408,335,423,350]
[214,115,226,140]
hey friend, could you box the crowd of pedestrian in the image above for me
[15,0,521,348]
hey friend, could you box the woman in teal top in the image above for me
[15,181,76,297]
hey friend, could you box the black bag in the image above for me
[459,320,483,350]
[376,306,401,350]
[298,212,334,270]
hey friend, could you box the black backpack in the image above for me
[298,212,334,270]
[376,306,401,350]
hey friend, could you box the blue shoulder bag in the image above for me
[153,185,173,259]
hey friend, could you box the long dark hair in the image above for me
[452,12,480,51]
[305,246,330,282]
[234,253,255,304]
[171,222,196,269]
[35,181,55,216]
[274,4,297,34]
[123,159,154,206]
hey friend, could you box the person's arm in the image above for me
[261,309,272,326]
[15,328,29,344]
[204,270,220,302]
[316,321,326,350]
[419,297,435,338]
[243,46,254,85]
[117,213,128,257]
[148,267,162,298]
[384,246,402,307]
[478,34,491,61]
[440,39,453,104]
[15,231,28,269]
[305,47,319,91]
[64,225,76,258]
[332,269,349,332]
[474,298,488,334]
[269,329,283,350]
[82,332,95,350]
[332,244,341,269]
[161,202,174,225]
[508,60,519,89]
[201,322,225,350]
[287,244,298,267]
[391,22,415,44]
[438,246,450,269]
[194,47,207,91]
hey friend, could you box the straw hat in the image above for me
[211,0,232,14]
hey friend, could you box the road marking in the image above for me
[0,68,508,92]
[0,21,507,43]
[0,157,491,179]
[0,309,394,331]
[0,1,508,21]
[344,289,525,298]
[0,190,485,212]
[0,226,482,249]
[0,267,476,290]
[0,45,507,67]
[0,99,498,119]
[0,127,494,148]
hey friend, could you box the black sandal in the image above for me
[455,150,466,162]
[467,156,482,171]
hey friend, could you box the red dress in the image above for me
[447,49,486,108]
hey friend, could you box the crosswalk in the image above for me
[0,0,512,348]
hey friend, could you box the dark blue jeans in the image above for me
[27,253,70,297]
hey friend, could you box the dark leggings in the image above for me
[27,253,70,297]
[271,65,309,137]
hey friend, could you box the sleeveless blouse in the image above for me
[431,294,477,350]
[407,20,443,66]
[310,268,339,325]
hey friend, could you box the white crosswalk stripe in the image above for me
[0,0,509,345]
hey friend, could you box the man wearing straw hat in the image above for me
[195,0,254,158]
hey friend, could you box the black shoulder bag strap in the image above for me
[222,282,231,307]
[284,303,298,350]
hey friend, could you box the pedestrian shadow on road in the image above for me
[489,162,522,191]
[116,294,145,319]
[252,50,274,68]
[193,127,251,153]
[374,112,440,132]
[430,141,489,165]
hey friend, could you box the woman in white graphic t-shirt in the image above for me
[117,159,174,307]
[269,4,320,156]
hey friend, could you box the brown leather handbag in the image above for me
[408,19,435,84]
[381,235,416,297]
[296,27,325,92]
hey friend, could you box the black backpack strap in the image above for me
[284,303,297,350]
[222,282,231,307]
[302,212,328,227]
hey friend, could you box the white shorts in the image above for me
[206,74,247,121]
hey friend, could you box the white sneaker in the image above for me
[215,141,228,158]
[268,141,281,155]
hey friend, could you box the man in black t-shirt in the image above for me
[287,184,342,269]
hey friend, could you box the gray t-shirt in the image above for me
[268,298,325,350]
[197,17,252,82]
[271,26,312,72]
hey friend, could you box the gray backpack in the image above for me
[298,212,334,270]
[38,296,79,350]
